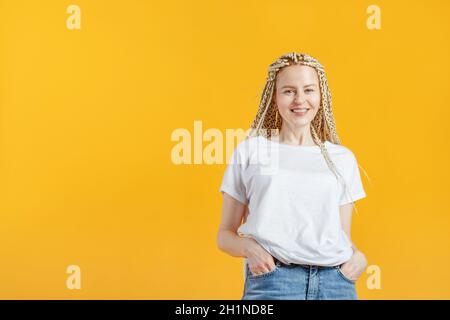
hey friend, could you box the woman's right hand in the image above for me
[243,238,277,276]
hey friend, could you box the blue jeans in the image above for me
[242,258,357,300]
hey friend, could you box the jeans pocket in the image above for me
[247,261,281,279]
[336,266,356,284]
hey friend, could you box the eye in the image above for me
[283,90,295,94]
[305,88,314,92]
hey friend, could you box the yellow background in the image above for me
[1,0,449,299]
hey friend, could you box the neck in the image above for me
[277,124,316,146]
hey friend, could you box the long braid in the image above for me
[247,52,359,212]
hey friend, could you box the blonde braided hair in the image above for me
[246,52,360,211]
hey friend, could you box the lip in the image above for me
[290,108,310,116]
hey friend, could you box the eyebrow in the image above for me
[280,84,317,89]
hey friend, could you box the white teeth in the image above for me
[292,108,309,113]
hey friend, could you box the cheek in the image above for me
[309,94,321,107]
[275,95,292,112]
[276,94,291,105]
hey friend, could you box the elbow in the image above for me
[216,229,232,252]
[216,230,224,251]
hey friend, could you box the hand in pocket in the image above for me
[340,250,368,281]
[245,238,277,276]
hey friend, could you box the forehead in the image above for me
[276,64,319,85]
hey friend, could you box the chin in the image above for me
[291,117,313,125]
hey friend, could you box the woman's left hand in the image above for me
[340,250,368,282]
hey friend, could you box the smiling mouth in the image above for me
[290,107,310,114]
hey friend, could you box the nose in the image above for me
[294,93,306,104]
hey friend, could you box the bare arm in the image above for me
[339,202,368,280]
[339,202,359,253]
[216,193,276,275]
[216,192,252,257]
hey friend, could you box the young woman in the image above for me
[216,52,368,300]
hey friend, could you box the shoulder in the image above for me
[325,141,358,162]
[234,135,263,153]
[227,135,260,164]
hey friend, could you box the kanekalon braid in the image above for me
[247,52,358,210]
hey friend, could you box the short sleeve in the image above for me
[339,151,366,206]
[219,147,248,205]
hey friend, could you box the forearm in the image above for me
[350,241,360,254]
[216,229,251,258]
[343,228,360,254]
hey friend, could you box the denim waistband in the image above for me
[273,257,341,269]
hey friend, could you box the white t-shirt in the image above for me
[219,135,366,267]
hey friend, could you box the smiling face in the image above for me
[273,64,321,129]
